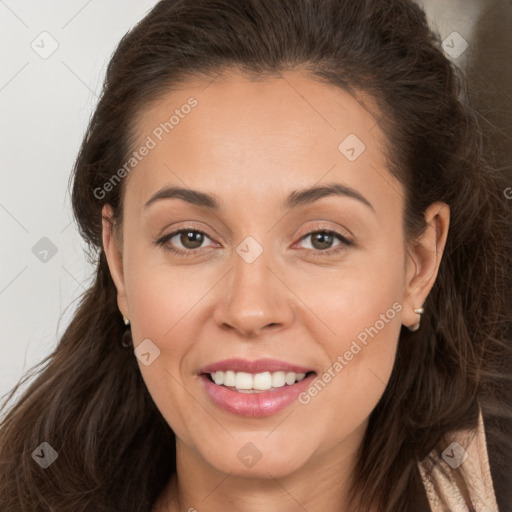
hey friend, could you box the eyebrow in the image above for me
[143,182,374,212]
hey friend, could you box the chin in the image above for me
[196,434,316,479]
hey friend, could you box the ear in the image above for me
[102,204,129,320]
[402,202,450,330]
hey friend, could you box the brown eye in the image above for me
[295,229,353,257]
[179,230,205,249]
[299,231,343,251]
[310,232,336,250]
[156,228,215,255]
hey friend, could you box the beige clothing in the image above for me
[418,410,499,511]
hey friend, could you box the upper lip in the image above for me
[201,358,314,374]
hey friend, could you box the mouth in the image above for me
[198,359,317,417]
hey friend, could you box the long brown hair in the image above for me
[1,1,511,510]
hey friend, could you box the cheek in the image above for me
[291,233,405,346]
[122,257,205,439]
[123,240,214,343]
[297,297,402,449]
[295,242,405,423]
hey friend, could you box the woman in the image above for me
[1,0,511,511]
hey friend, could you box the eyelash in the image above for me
[154,227,353,258]
[155,227,214,258]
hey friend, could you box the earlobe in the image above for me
[101,204,129,319]
[402,202,450,331]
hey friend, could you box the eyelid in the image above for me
[156,226,218,253]
[292,226,353,257]
[295,222,353,242]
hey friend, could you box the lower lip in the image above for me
[199,373,316,417]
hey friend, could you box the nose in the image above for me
[213,248,295,338]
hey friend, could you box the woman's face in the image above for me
[103,71,446,482]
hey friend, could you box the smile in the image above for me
[208,370,308,392]
[199,358,317,417]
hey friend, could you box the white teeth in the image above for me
[209,370,309,391]
[253,371,272,390]
[235,371,253,390]
[285,372,297,385]
[223,370,236,387]
[271,371,286,388]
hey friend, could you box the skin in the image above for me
[102,70,450,512]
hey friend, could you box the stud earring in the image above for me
[407,306,424,332]
[123,316,130,326]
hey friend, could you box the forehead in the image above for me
[125,70,401,215]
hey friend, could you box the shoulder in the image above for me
[417,408,503,511]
